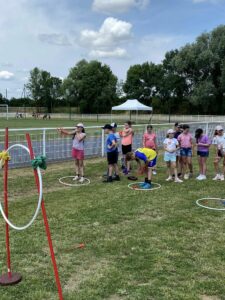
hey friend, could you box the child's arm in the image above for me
[122,128,132,137]
[57,128,76,136]
[108,139,117,149]
[76,133,86,142]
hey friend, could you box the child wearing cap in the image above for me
[126,148,157,189]
[195,128,211,180]
[163,129,183,183]
[57,123,86,183]
[102,124,120,183]
[177,124,193,179]
[142,125,158,175]
[212,125,225,181]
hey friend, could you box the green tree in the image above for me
[62,60,117,113]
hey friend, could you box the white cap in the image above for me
[216,125,223,131]
[167,129,175,134]
[76,123,84,128]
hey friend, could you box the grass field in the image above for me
[0,152,225,300]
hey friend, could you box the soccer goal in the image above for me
[0,105,9,120]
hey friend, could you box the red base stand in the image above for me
[0,273,22,286]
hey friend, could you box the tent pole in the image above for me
[129,110,131,121]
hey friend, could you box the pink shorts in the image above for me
[72,148,84,160]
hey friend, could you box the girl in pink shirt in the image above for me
[177,124,193,179]
[120,121,134,174]
[142,125,158,174]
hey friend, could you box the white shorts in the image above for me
[164,152,176,162]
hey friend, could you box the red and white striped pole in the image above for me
[26,133,63,300]
[0,128,22,285]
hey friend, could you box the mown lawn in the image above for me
[0,153,225,300]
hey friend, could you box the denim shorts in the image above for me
[197,151,209,158]
[180,147,192,157]
[164,152,176,162]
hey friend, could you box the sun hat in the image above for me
[167,129,175,134]
[216,125,223,131]
[76,123,84,128]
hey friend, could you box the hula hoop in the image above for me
[59,176,90,187]
[128,182,161,191]
[196,197,225,211]
[0,144,43,231]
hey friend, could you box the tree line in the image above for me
[1,25,225,115]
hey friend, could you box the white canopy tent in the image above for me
[111,99,152,122]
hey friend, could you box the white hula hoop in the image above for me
[196,197,225,211]
[128,182,161,191]
[0,144,43,231]
[59,176,90,187]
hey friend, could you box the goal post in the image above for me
[0,105,9,120]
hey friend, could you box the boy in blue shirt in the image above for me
[102,124,120,183]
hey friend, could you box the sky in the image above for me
[0,0,225,98]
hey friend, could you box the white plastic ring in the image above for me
[59,176,90,187]
[0,144,43,231]
[128,182,161,191]
[196,197,225,211]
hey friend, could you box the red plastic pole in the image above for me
[4,127,12,278]
[26,133,63,300]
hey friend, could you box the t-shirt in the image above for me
[212,134,225,150]
[178,133,192,148]
[143,133,156,149]
[106,133,118,153]
[197,135,211,152]
[72,133,86,150]
[163,138,178,153]
[135,148,157,162]
[121,128,133,146]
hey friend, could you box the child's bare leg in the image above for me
[79,160,84,177]
[108,165,113,177]
[147,167,152,181]
[114,164,119,175]
[74,159,79,175]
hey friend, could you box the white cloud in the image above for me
[92,0,149,14]
[0,71,15,80]
[38,33,72,46]
[80,17,132,58]
[89,48,128,58]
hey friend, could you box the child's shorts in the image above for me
[148,156,157,168]
[107,151,118,165]
[72,148,84,160]
[180,147,192,157]
[122,144,132,155]
[197,151,209,157]
[164,153,176,162]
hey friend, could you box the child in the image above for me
[142,125,158,175]
[126,148,157,189]
[174,123,183,176]
[102,124,120,183]
[195,128,211,180]
[120,121,134,175]
[177,124,193,179]
[212,125,225,181]
[57,123,86,183]
[163,129,183,183]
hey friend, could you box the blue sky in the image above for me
[0,0,225,98]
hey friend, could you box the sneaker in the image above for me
[196,174,202,180]
[142,183,152,189]
[123,167,128,174]
[166,176,173,181]
[213,174,221,180]
[174,178,183,183]
[152,170,157,175]
[121,165,126,170]
[79,177,85,183]
[73,175,79,181]
[184,173,189,180]
[113,175,120,181]
[103,176,113,183]
[178,173,182,178]
[220,175,224,181]
[199,175,207,180]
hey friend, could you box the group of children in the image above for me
[57,121,225,189]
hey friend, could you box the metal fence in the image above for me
[0,121,224,168]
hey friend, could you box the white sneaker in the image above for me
[184,173,189,180]
[153,170,157,175]
[220,175,224,181]
[213,174,221,180]
[199,175,206,180]
[73,175,79,181]
[174,178,183,183]
[79,177,85,183]
[196,174,202,180]
[166,176,173,181]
